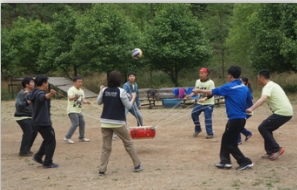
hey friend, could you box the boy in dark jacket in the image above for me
[29,75,58,168]
[14,77,38,156]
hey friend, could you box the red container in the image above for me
[130,126,156,139]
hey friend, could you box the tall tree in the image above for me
[4,17,52,75]
[249,3,297,72]
[226,4,259,71]
[1,28,18,77]
[72,4,143,79]
[39,6,80,78]
[146,4,212,86]
[201,4,233,79]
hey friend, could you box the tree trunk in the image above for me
[74,65,78,77]
[221,49,225,82]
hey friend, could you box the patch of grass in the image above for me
[252,179,263,186]
[231,179,244,189]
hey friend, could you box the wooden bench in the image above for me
[138,88,225,109]
[214,96,225,106]
[138,88,150,106]
[146,88,176,109]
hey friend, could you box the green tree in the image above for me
[201,3,233,79]
[39,6,79,78]
[226,4,259,71]
[72,4,143,78]
[146,4,212,86]
[1,28,18,77]
[249,3,297,72]
[4,17,52,75]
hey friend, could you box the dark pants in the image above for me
[238,115,252,142]
[35,125,56,166]
[16,119,38,154]
[258,114,292,154]
[220,119,252,166]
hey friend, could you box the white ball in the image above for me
[132,48,143,59]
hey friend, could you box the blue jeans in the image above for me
[125,104,143,126]
[191,104,214,135]
[238,115,252,142]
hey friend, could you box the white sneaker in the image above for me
[79,138,90,142]
[113,133,117,141]
[64,137,74,144]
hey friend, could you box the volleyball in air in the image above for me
[132,48,143,59]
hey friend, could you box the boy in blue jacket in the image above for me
[192,66,253,171]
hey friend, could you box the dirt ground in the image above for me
[1,98,297,190]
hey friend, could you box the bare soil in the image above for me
[1,99,297,190]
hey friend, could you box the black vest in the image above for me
[101,87,126,121]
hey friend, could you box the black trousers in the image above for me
[16,119,38,154]
[220,119,252,166]
[35,125,56,166]
[258,114,292,154]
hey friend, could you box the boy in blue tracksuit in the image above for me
[192,66,253,171]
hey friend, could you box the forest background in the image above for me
[1,3,297,100]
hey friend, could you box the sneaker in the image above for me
[43,163,59,169]
[238,141,243,145]
[79,138,90,142]
[113,133,117,141]
[193,130,201,137]
[19,153,33,157]
[99,171,105,176]
[236,163,254,170]
[32,157,43,164]
[269,147,285,161]
[215,163,232,169]
[245,133,252,141]
[261,153,270,159]
[134,165,143,172]
[206,134,213,139]
[64,137,74,144]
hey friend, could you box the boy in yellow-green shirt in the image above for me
[247,70,293,161]
[64,76,90,144]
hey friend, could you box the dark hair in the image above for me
[73,76,82,82]
[34,75,48,87]
[227,66,241,79]
[127,71,136,77]
[258,70,270,79]
[108,70,122,87]
[21,77,34,88]
[240,76,252,91]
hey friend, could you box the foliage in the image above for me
[146,4,212,86]
[72,4,144,79]
[1,17,52,76]
[226,4,259,72]
[39,6,80,79]
[1,28,18,76]
[1,3,91,27]
[249,3,297,73]
[2,3,297,83]
[201,4,233,79]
